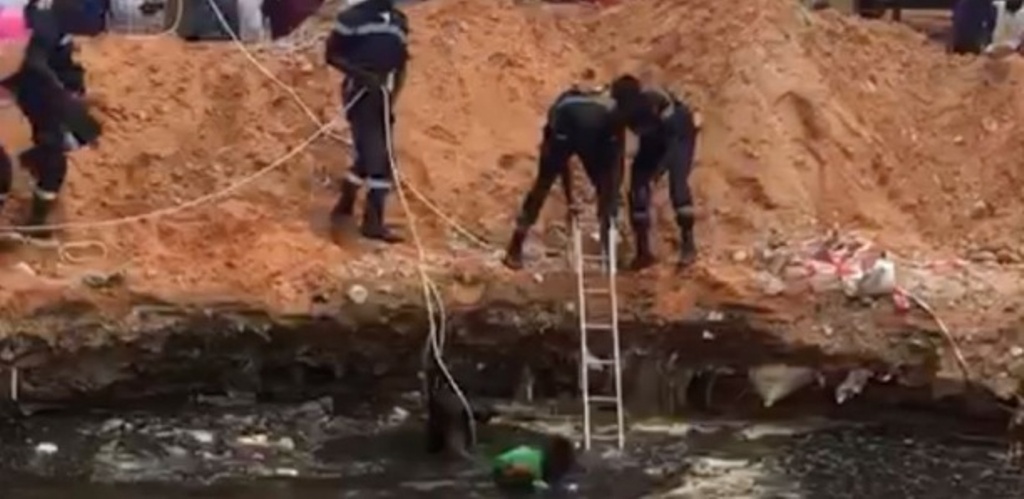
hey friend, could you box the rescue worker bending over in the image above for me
[611,75,699,270]
[503,82,626,270]
[0,0,100,238]
[324,0,409,243]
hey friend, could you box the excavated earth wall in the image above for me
[0,0,1022,427]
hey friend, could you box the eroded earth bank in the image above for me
[0,0,1023,434]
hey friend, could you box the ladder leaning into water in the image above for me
[571,216,625,451]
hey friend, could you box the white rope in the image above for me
[202,0,494,251]
[383,84,476,446]
[203,0,477,445]
[2,100,359,232]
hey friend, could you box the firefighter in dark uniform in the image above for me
[502,82,627,270]
[611,76,700,270]
[324,0,409,243]
[0,0,100,238]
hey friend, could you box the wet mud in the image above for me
[2,399,1022,498]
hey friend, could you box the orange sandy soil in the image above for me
[1,0,1024,395]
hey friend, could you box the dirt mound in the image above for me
[0,0,592,314]
[2,0,1024,323]
[584,0,1024,263]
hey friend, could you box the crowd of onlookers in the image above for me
[0,0,327,42]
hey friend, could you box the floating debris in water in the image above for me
[34,442,58,455]
[836,369,873,404]
[186,430,215,445]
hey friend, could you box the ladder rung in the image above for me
[588,395,619,404]
[585,287,610,295]
[586,357,616,367]
[583,323,614,331]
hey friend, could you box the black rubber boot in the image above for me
[502,228,528,270]
[677,212,697,269]
[361,189,403,243]
[629,225,656,271]
[21,192,55,239]
[329,180,361,240]
[330,179,360,221]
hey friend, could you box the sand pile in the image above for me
[2,0,1024,316]
[0,0,590,313]
[584,0,1024,263]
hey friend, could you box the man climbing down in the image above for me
[0,0,100,238]
[424,359,495,459]
[324,0,409,243]
[502,79,627,270]
[610,75,700,271]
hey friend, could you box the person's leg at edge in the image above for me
[663,130,698,268]
[502,131,572,269]
[365,84,404,243]
[627,137,662,271]
[581,141,621,267]
[18,131,67,239]
[339,83,400,243]
[331,78,369,229]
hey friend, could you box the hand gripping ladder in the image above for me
[571,216,625,451]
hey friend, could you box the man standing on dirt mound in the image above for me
[324,0,409,244]
[502,74,628,270]
[0,0,100,239]
[610,75,700,270]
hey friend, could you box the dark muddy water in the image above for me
[1,398,1022,498]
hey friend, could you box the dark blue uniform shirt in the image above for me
[544,86,624,144]
[24,1,85,95]
[630,87,696,140]
[325,0,409,79]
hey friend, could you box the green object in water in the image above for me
[492,445,547,490]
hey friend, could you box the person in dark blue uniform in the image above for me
[0,0,100,238]
[611,76,699,270]
[502,81,627,270]
[324,0,409,243]
[26,0,86,97]
[951,0,997,54]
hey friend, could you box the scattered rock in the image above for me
[970,200,993,219]
[836,368,873,404]
[386,406,409,426]
[347,284,369,304]
[9,261,36,277]
[997,248,1021,264]
[81,270,126,289]
[731,250,749,263]
[757,272,786,296]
